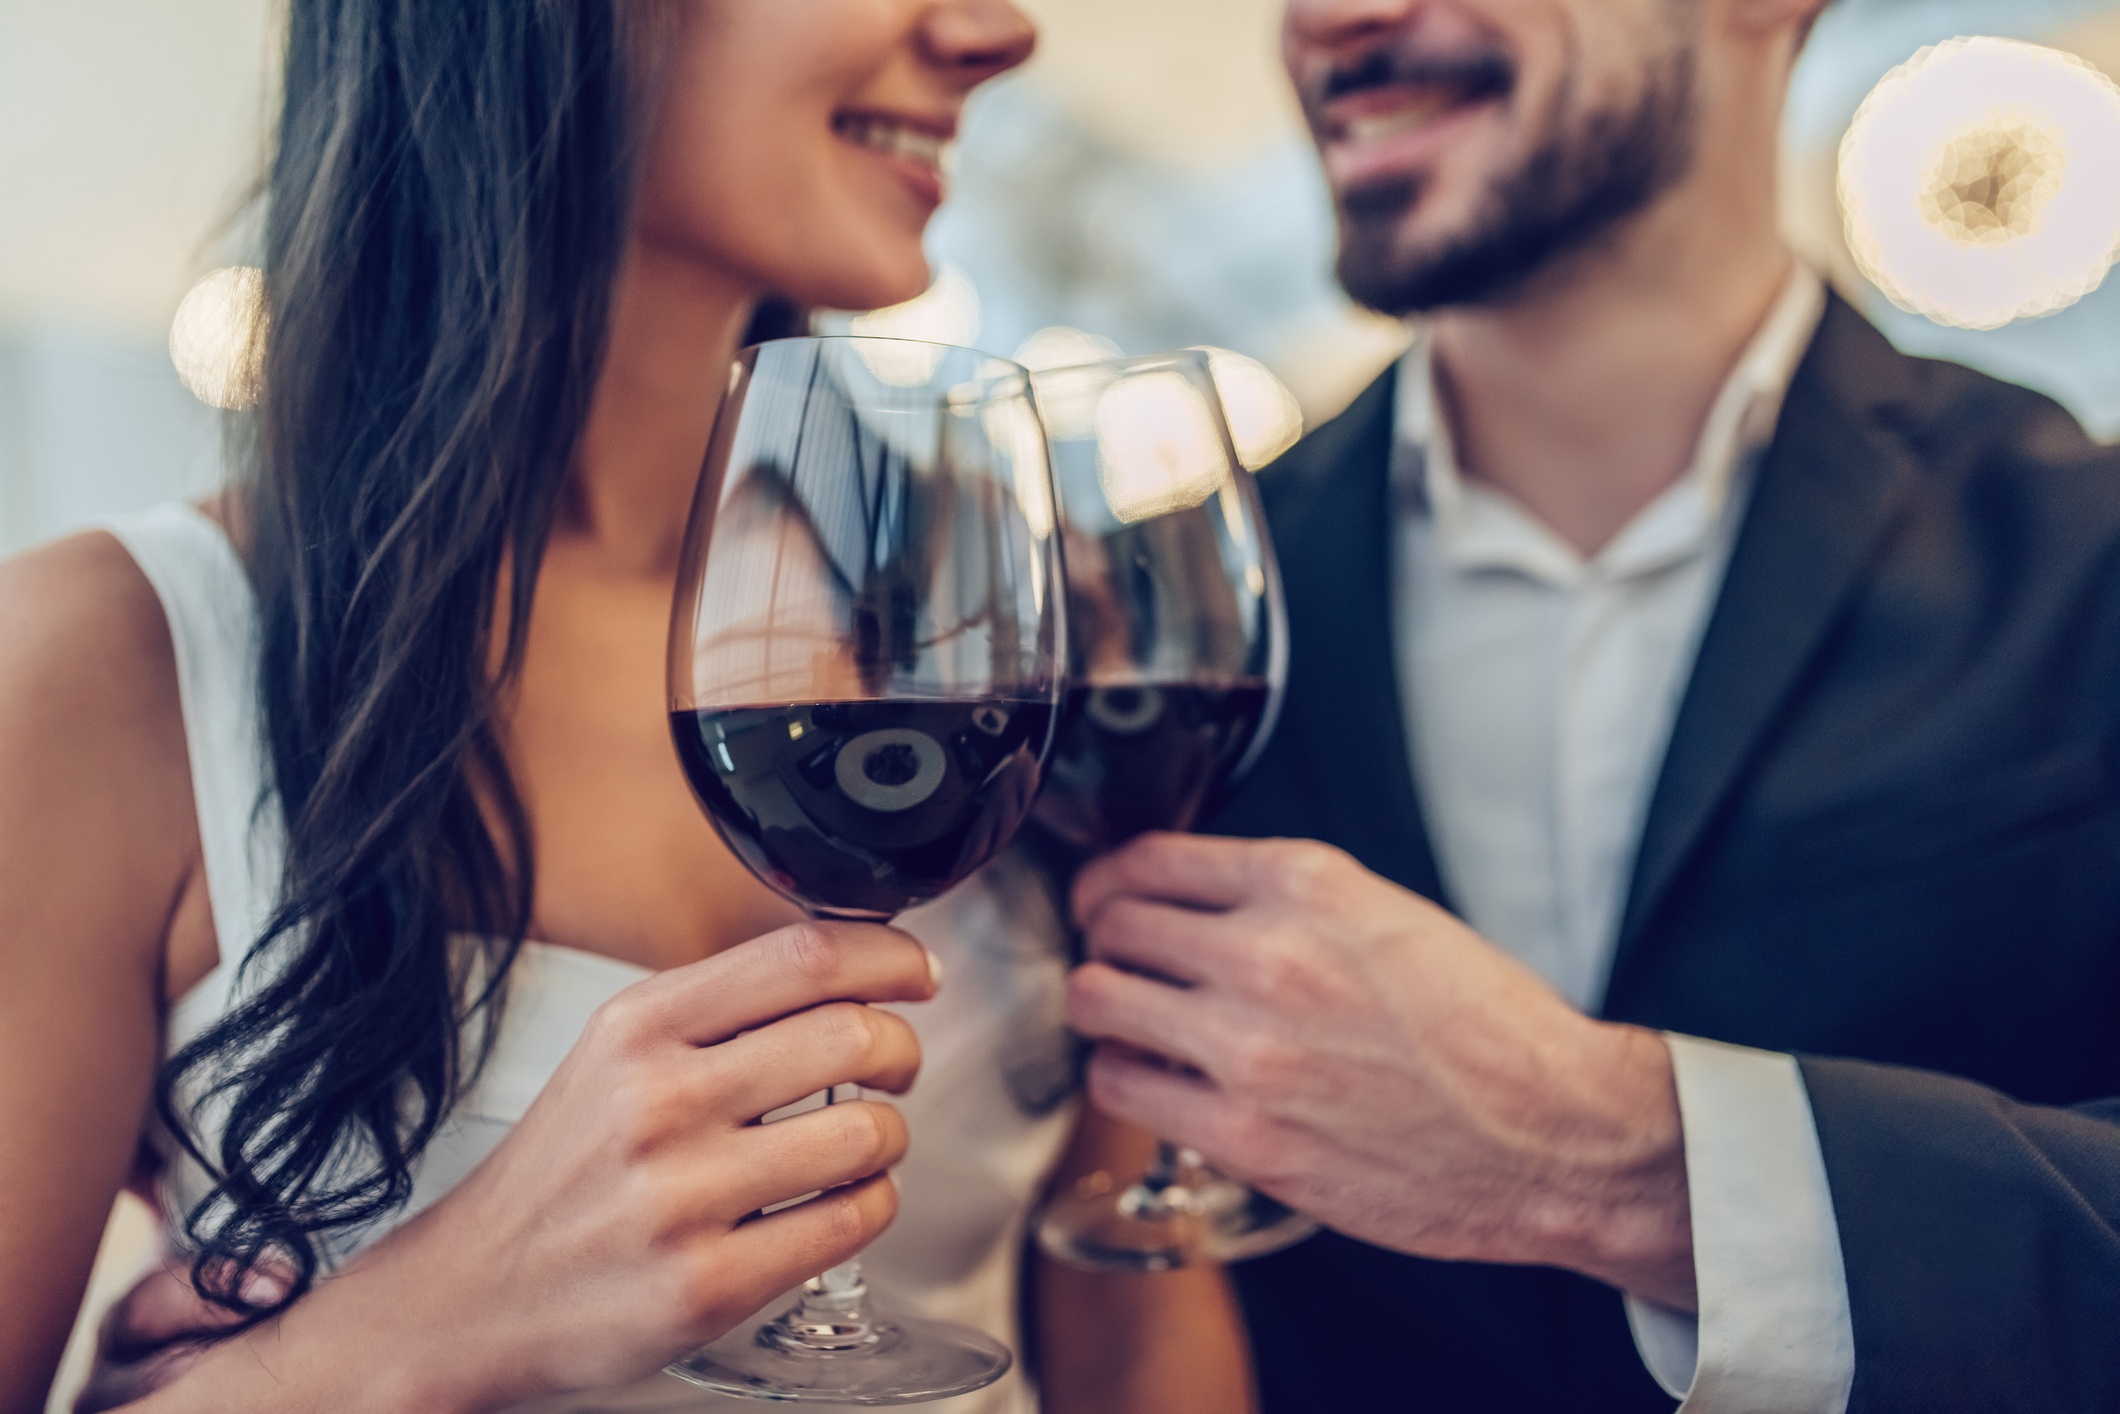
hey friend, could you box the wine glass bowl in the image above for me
[669,337,1064,924]
[665,336,1063,1403]
[1026,349,1313,1273]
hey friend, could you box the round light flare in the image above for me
[1096,370,1228,525]
[1840,37,2120,330]
[1013,325,1123,373]
[1193,346,1304,470]
[847,263,982,386]
[170,266,265,409]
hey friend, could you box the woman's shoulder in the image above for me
[0,494,248,735]
[0,525,176,683]
[0,525,207,989]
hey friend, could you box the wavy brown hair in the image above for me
[159,0,673,1321]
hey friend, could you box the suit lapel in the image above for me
[1609,299,1923,987]
[1268,375,1448,904]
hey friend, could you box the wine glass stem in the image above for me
[767,908,897,1350]
[763,1083,884,1352]
[1144,1140,1186,1193]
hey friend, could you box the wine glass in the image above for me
[665,335,1064,1403]
[1026,349,1315,1273]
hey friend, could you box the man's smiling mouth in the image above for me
[1321,51,1516,147]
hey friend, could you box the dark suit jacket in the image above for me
[1208,295,2120,1413]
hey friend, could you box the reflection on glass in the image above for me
[666,335,1063,1404]
[1193,346,1304,470]
[1025,349,1310,1273]
[1094,368,1227,524]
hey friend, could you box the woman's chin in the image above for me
[822,271,934,318]
[780,235,935,318]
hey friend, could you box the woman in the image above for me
[0,3,1253,1411]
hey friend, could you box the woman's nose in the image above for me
[923,0,1038,87]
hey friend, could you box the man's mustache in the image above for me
[1318,47,1517,106]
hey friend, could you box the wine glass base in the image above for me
[1034,1173,1209,1273]
[1195,1186,1321,1263]
[666,1310,1012,1405]
[1037,1169,1320,1272]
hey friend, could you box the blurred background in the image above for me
[4,0,2118,562]
[8,1,2120,1403]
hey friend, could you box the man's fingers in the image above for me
[1071,832,1260,928]
[1065,960,1218,1073]
[1083,1043,1241,1161]
[595,921,939,1050]
[708,1002,923,1119]
[1078,895,1224,983]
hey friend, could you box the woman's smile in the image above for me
[833,109,957,210]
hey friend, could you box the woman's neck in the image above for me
[563,241,758,576]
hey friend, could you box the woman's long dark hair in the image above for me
[158,0,671,1319]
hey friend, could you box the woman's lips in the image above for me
[834,111,954,209]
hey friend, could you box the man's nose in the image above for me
[1285,0,1426,52]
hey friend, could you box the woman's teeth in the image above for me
[836,116,948,173]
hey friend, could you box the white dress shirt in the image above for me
[1389,267,1855,1412]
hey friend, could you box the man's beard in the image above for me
[1335,47,1700,315]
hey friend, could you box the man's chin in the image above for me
[1334,196,1516,317]
[1336,235,1484,318]
[1337,204,1582,317]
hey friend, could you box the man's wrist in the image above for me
[1521,1021,1697,1309]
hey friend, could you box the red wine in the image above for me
[1031,681,1270,852]
[673,698,1055,918]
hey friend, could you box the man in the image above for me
[1064,0,2120,1410]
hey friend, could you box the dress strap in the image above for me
[104,503,287,1052]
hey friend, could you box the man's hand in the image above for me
[1066,834,1698,1310]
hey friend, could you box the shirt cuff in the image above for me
[1622,1034,1855,1414]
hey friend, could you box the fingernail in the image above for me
[925,947,946,990]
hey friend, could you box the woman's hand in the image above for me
[141,919,938,1414]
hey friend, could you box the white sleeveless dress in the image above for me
[107,503,1079,1413]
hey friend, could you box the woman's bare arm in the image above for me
[0,533,206,1414]
[0,534,947,1413]
[1031,1107,1259,1414]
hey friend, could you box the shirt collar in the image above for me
[1392,265,1827,586]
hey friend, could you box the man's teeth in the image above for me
[1343,95,1465,144]
[839,117,947,171]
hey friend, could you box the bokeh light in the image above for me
[845,263,983,386]
[1840,36,2120,330]
[1096,369,1227,524]
[169,265,263,409]
[1193,347,1303,470]
[1013,326,1124,373]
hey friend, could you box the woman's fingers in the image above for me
[709,1002,924,1118]
[593,921,939,1051]
[701,1174,903,1320]
[677,1099,911,1225]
